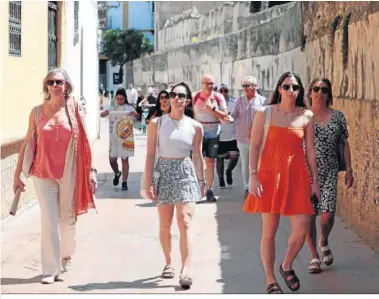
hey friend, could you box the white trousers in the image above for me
[33,137,76,276]
[237,141,250,190]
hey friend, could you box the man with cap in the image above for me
[230,76,269,199]
[217,83,239,188]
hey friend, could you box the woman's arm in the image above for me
[13,108,37,192]
[145,117,159,190]
[100,109,109,117]
[304,110,321,199]
[344,139,354,188]
[192,122,205,196]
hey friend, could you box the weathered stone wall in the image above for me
[128,1,379,251]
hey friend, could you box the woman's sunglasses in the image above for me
[46,80,65,86]
[160,95,169,100]
[312,86,329,94]
[169,92,187,100]
[242,84,257,88]
[282,84,300,91]
[219,89,229,93]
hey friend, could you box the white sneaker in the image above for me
[41,275,59,284]
[61,257,71,272]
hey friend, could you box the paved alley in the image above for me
[1,121,379,294]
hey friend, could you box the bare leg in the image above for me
[306,215,319,260]
[205,158,215,191]
[176,202,196,276]
[109,157,119,174]
[261,213,280,286]
[282,215,312,289]
[157,205,175,267]
[319,212,335,246]
[121,158,129,181]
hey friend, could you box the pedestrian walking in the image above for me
[144,82,205,289]
[100,88,139,191]
[145,90,170,124]
[12,68,97,284]
[230,76,268,198]
[305,77,354,274]
[216,84,239,188]
[193,74,233,202]
[243,71,320,293]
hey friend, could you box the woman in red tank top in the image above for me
[243,72,320,293]
[13,68,97,284]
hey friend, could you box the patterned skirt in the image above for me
[155,157,201,205]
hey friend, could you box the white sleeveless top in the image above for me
[158,114,195,158]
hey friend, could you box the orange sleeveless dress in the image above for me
[243,125,315,216]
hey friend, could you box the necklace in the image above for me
[169,114,184,129]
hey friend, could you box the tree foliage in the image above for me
[102,28,154,83]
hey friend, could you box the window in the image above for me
[74,1,79,45]
[48,1,58,68]
[9,1,22,57]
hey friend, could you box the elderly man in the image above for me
[193,75,233,202]
[230,76,269,199]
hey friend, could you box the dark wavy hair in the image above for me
[270,72,305,107]
[307,77,333,107]
[154,90,170,117]
[115,88,129,105]
[170,82,194,118]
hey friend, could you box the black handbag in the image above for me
[336,112,346,172]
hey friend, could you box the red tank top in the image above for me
[31,111,72,179]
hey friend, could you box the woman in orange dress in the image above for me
[243,72,320,294]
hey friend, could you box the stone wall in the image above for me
[128,1,379,251]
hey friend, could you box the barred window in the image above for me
[9,1,22,57]
[74,1,79,45]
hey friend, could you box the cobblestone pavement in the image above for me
[1,121,379,294]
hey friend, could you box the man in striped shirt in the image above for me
[230,76,269,198]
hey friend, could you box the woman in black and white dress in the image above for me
[305,78,354,274]
[144,82,205,289]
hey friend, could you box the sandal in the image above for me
[279,264,300,291]
[266,282,283,294]
[308,258,322,274]
[162,265,175,279]
[319,243,334,266]
[179,274,193,289]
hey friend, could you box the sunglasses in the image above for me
[46,80,65,86]
[169,92,187,100]
[242,84,257,88]
[282,84,300,91]
[219,89,229,93]
[312,86,329,94]
[202,82,215,86]
[160,95,169,100]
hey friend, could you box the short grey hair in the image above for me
[43,68,74,99]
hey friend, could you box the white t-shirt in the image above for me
[220,96,237,142]
[126,88,138,105]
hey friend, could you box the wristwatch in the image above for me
[212,106,218,111]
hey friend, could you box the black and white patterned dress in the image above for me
[313,109,348,215]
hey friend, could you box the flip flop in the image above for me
[162,265,175,279]
[308,258,322,274]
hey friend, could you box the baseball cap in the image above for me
[219,83,229,90]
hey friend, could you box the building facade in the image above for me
[0,1,99,218]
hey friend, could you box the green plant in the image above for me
[341,12,352,69]
[102,28,154,84]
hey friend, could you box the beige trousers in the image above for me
[33,137,76,276]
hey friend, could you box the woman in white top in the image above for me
[145,82,205,289]
[101,88,139,190]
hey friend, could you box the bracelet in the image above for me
[90,168,97,174]
[311,177,318,183]
[250,170,258,175]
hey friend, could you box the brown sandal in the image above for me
[279,264,300,291]
[266,282,283,294]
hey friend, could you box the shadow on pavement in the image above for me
[68,275,185,292]
[1,275,42,285]
[95,172,143,200]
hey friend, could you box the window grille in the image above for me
[9,1,22,57]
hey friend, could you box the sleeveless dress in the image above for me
[243,117,315,216]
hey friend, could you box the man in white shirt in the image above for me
[126,83,138,106]
[217,83,239,188]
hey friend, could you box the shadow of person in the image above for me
[68,275,183,292]
[1,275,42,285]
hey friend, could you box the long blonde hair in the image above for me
[42,68,74,99]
